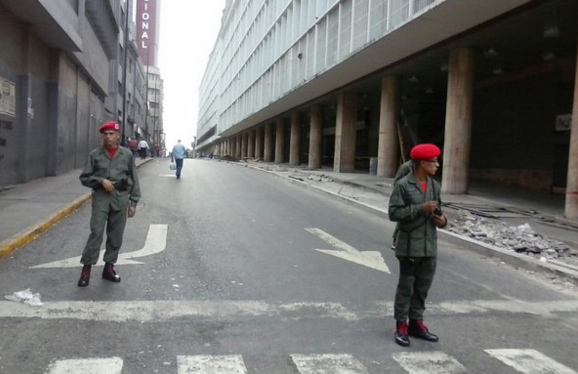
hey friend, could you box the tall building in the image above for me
[0,0,124,187]
[136,0,164,154]
[197,0,578,220]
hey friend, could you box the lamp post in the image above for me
[121,0,131,146]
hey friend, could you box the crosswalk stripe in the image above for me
[392,351,467,374]
[485,349,578,374]
[46,357,123,374]
[177,355,248,374]
[290,354,369,374]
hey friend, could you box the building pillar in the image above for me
[254,127,262,159]
[565,38,578,220]
[241,133,248,159]
[289,113,301,165]
[308,104,322,169]
[248,130,255,158]
[275,118,285,163]
[236,136,241,159]
[334,92,357,173]
[264,123,273,162]
[441,48,475,194]
[377,76,400,177]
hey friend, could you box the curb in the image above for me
[0,159,153,262]
[231,161,578,285]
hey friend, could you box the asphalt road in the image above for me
[0,159,577,374]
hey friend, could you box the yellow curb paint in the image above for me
[0,194,92,261]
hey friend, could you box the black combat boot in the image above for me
[77,265,91,287]
[102,263,121,283]
[408,319,439,342]
[395,320,410,347]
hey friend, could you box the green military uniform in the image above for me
[391,160,414,247]
[79,146,140,265]
[388,172,446,321]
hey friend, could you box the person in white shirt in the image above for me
[138,139,149,160]
[171,139,187,179]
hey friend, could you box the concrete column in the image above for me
[264,123,274,162]
[248,130,255,158]
[334,92,357,173]
[377,76,400,177]
[254,127,261,159]
[275,119,285,163]
[241,133,248,159]
[565,38,578,220]
[441,48,475,194]
[236,136,241,159]
[308,104,322,169]
[289,113,301,165]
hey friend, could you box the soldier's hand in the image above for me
[102,179,115,193]
[128,206,136,218]
[422,201,438,214]
[432,214,447,228]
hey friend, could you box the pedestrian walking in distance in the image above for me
[138,138,149,160]
[77,121,141,287]
[171,139,187,179]
[388,143,447,347]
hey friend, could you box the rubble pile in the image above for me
[308,174,334,182]
[448,211,577,260]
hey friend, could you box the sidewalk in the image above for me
[1,156,577,285]
[0,158,152,260]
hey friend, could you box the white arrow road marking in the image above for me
[46,357,123,374]
[30,224,168,268]
[177,355,248,374]
[485,349,578,374]
[305,228,390,273]
[291,354,369,374]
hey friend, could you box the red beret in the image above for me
[99,121,120,133]
[410,143,441,160]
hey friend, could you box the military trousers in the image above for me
[393,256,437,321]
[81,196,128,265]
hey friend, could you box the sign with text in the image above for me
[555,114,572,132]
[136,0,158,66]
[0,77,16,117]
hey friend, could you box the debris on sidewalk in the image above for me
[448,211,578,263]
[5,288,43,306]
[307,174,334,182]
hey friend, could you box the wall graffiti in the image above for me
[0,119,13,163]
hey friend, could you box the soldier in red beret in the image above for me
[77,121,141,287]
[388,143,447,347]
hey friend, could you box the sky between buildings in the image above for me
[158,1,225,149]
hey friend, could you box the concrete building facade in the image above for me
[196,0,578,221]
[0,0,124,187]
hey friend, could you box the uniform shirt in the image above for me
[79,146,141,208]
[388,173,443,257]
[172,143,187,160]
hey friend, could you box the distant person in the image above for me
[128,137,138,157]
[388,143,447,347]
[77,121,141,287]
[171,139,187,179]
[138,138,149,159]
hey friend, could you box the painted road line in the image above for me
[177,355,247,374]
[46,357,123,374]
[31,224,168,268]
[291,354,369,374]
[1,299,578,322]
[485,349,578,374]
[392,351,467,374]
[305,227,390,273]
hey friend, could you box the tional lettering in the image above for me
[142,22,149,30]
[142,13,150,20]
[142,31,149,39]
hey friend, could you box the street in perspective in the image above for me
[1,158,578,374]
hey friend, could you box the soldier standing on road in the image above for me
[388,143,447,347]
[77,121,141,287]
